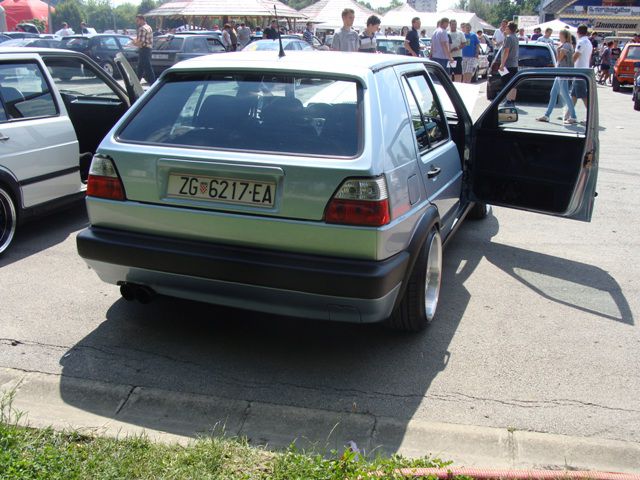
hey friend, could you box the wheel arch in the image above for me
[0,168,22,213]
[391,204,440,311]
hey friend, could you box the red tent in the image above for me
[1,0,50,32]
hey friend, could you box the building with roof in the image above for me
[145,0,307,29]
[540,0,640,35]
[300,0,376,30]
[409,0,437,12]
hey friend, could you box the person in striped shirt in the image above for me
[359,15,381,53]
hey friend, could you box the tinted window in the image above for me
[403,74,448,150]
[207,38,225,53]
[61,38,89,49]
[494,45,555,68]
[44,57,121,100]
[154,37,184,51]
[186,37,208,53]
[119,72,362,157]
[98,36,120,50]
[627,46,640,60]
[0,62,57,121]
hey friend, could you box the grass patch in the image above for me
[1,389,453,479]
[0,422,453,479]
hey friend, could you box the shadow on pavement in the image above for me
[57,211,632,452]
[0,202,88,268]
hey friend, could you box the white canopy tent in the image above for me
[301,0,376,30]
[382,8,494,35]
[525,19,577,35]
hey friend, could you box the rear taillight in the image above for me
[87,155,126,200]
[324,177,390,227]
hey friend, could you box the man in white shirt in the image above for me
[493,19,507,49]
[448,19,467,82]
[55,22,74,36]
[571,24,593,114]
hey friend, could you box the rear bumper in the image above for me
[77,227,409,323]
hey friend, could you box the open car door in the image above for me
[115,52,144,102]
[471,68,598,222]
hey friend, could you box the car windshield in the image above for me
[377,39,404,54]
[627,46,640,60]
[154,37,184,51]
[118,72,362,157]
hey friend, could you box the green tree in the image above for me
[114,2,138,30]
[487,0,520,27]
[85,0,114,32]
[138,0,158,15]
[51,0,86,33]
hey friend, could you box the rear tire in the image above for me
[101,61,117,78]
[612,76,620,92]
[386,228,442,332]
[634,90,640,111]
[0,187,17,255]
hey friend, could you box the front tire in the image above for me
[386,228,442,332]
[0,187,18,255]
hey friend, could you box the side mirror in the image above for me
[498,106,518,123]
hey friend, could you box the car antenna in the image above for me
[274,5,285,58]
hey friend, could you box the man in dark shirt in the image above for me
[404,17,422,57]
[264,20,280,40]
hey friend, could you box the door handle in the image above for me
[0,133,9,142]
[427,166,441,179]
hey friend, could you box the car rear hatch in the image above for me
[105,70,372,223]
[151,36,184,72]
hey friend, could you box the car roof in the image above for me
[377,36,405,40]
[172,50,429,79]
[0,46,90,56]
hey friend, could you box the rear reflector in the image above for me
[87,155,126,200]
[325,177,390,227]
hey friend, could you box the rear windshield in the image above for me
[154,37,184,51]
[118,72,362,157]
[495,45,555,67]
[627,46,640,60]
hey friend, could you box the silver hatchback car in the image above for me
[77,52,599,331]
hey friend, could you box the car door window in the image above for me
[0,62,57,120]
[117,36,134,49]
[99,36,120,51]
[44,56,122,101]
[207,38,226,53]
[402,74,448,151]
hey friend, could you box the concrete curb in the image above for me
[1,367,638,473]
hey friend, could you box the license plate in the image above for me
[152,54,169,60]
[167,174,275,207]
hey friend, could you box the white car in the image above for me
[0,48,139,254]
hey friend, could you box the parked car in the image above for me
[0,32,39,40]
[0,38,61,49]
[0,48,140,254]
[475,43,490,81]
[242,38,313,52]
[75,51,599,332]
[151,34,225,76]
[376,35,409,55]
[60,34,139,77]
[486,41,557,99]
[281,34,329,50]
[612,42,640,91]
[632,62,640,111]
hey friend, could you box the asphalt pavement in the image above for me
[0,79,639,472]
